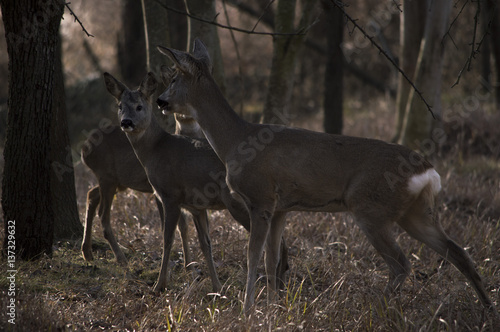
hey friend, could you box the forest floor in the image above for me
[1,102,500,331]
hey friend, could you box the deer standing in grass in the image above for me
[81,116,204,269]
[156,39,497,316]
[103,71,288,293]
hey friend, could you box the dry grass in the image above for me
[1,106,500,331]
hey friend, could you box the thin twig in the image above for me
[451,0,493,88]
[251,0,275,33]
[330,0,436,119]
[64,2,94,38]
[152,0,309,37]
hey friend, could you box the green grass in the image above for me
[1,109,500,331]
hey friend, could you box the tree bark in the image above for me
[141,0,173,132]
[323,0,344,134]
[1,0,64,259]
[51,32,83,240]
[186,0,226,94]
[487,0,500,107]
[399,0,452,149]
[262,0,317,124]
[117,0,147,87]
[392,0,426,142]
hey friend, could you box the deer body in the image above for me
[103,72,288,293]
[81,122,209,273]
[156,40,495,316]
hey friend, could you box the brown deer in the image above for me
[156,39,497,316]
[81,121,203,270]
[103,71,288,293]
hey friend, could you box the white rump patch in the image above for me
[407,168,441,195]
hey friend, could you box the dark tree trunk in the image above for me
[323,1,344,134]
[262,0,317,124]
[141,0,173,132]
[166,0,188,51]
[1,0,64,259]
[392,0,427,142]
[186,0,226,94]
[51,32,83,240]
[487,0,500,107]
[117,0,147,87]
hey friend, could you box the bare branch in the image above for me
[64,2,94,38]
[451,0,494,88]
[251,0,275,33]
[152,0,310,37]
[330,0,436,119]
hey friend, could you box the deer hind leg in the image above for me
[397,195,494,310]
[192,210,222,292]
[82,186,100,261]
[265,211,288,301]
[153,202,181,293]
[355,215,411,295]
[99,182,128,265]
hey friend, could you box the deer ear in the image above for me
[139,72,158,99]
[157,45,193,74]
[193,38,212,72]
[160,65,174,85]
[103,72,127,101]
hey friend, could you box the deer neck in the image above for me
[188,77,247,161]
[126,115,167,168]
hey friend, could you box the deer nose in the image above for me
[120,119,135,130]
[157,98,169,110]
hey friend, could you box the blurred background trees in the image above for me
[1,0,500,258]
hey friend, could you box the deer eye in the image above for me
[117,104,122,111]
[136,105,143,112]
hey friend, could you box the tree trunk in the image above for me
[323,0,344,134]
[117,0,147,87]
[392,0,427,142]
[51,32,83,240]
[487,0,500,108]
[141,0,173,132]
[1,0,64,259]
[262,0,317,124]
[399,0,452,149]
[186,0,226,94]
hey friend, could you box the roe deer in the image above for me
[81,122,203,270]
[156,39,497,316]
[103,71,288,293]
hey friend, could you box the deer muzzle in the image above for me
[120,119,135,132]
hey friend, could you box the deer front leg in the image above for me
[99,183,128,265]
[244,204,274,316]
[177,210,192,270]
[192,210,222,292]
[153,201,181,293]
[82,186,100,262]
[265,211,287,301]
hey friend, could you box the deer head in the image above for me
[156,39,212,117]
[103,72,158,136]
